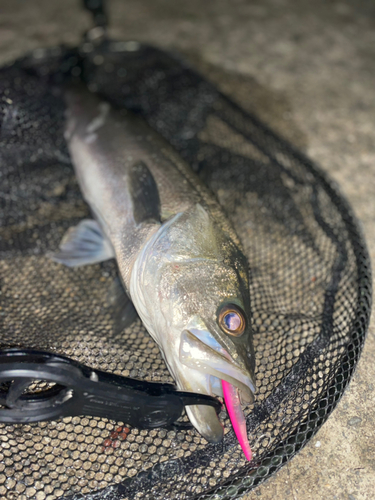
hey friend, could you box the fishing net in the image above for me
[0,38,371,500]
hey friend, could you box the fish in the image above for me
[51,85,256,458]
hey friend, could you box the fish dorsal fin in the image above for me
[128,161,160,225]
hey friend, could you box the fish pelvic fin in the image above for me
[107,276,139,332]
[50,219,115,267]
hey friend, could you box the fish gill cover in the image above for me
[0,29,372,500]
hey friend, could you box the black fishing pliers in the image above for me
[0,349,221,428]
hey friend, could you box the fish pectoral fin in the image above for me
[128,160,160,224]
[50,219,115,267]
[107,276,138,332]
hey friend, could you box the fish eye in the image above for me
[217,304,246,336]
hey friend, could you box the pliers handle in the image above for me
[0,349,221,429]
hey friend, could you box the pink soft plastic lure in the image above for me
[222,380,252,460]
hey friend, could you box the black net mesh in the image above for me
[0,41,371,500]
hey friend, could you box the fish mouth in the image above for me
[179,328,255,459]
[179,329,255,404]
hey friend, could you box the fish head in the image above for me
[145,205,256,443]
[159,257,256,401]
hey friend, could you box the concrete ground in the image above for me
[1,0,374,498]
